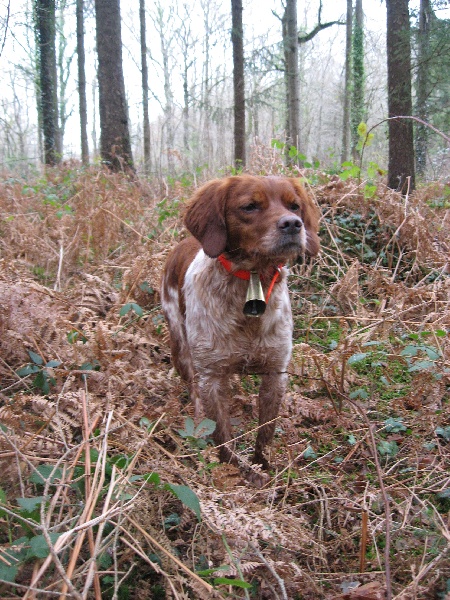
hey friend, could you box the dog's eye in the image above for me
[241,202,258,213]
[290,203,300,211]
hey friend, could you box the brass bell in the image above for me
[243,271,266,317]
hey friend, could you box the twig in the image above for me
[100,206,147,240]
[0,0,10,58]
[60,407,113,599]
[252,545,288,600]
[359,509,368,573]
[359,116,450,175]
[359,412,392,599]
[221,534,250,600]
[125,516,214,594]
[54,244,64,291]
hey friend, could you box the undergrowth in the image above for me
[0,161,449,599]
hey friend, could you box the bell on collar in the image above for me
[243,271,266,317]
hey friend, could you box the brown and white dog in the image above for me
[161,175,320,468]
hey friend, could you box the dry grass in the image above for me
[0,163,449,599]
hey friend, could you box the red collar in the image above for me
[217,254,284,302]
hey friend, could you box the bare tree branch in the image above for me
[298,0,345,44]
[0,0,10,58]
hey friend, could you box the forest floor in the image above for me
[0,163,449,599]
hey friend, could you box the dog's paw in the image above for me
[242,465,270,488]
[252,452,271,471]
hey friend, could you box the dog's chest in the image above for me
[183,252,293,369]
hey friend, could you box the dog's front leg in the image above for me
[253,371,288,469]
[197,372,237,464]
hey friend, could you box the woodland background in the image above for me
[0,1,450,599]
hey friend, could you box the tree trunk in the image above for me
[95,0,134,172]
[76,0,89,165]
[175,3,194,164]
[231,0,245,168]
[386,0,415,191]
[200,0,212,168]
[139,0,151,175]
[341,0,352,163]
[283,0,300,151]
[415,0,432,177]
[351,0,364,161]
[153,2,175,175]
[35,0,60,166]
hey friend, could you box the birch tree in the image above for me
[152,2,175,174]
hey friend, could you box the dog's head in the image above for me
[184,175,320,266]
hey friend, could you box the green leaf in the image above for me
[27,533,61,559]
[364,184,377,199]
[164,512,181,528]
[347,353,368,365]
[436,426,450,442]
[437,488,450,499]
[0,562,19,583]
[45,360,61,368]
[178,417,195,438]
[196,565,230,577]
[143,472,161,485]
[119,302,143,317]
[16,496,46,513]
[0,487,7,518]
[349,388,368,400]
[213,577,252,589]
[408,360,435,372]
[303,446,317,459]
[16,364,40,377]
[384,417,407,433]
[288,145,298,158]
[357,122,367,136]
[139,417,156,432]
[98,549,114,569]
[347,434,357,445]
[194,419,216,438]
[30,464,63,485]
[67,330,88,344]
[33,370,50,393]
[377,441,398,457]
[271,139,285,150]
[110,454,132,469]
[166,484,201,521]
[120,303,132,316]
[401,345,419,357]
[28,350,43,365]
[139,281,154,294]
[424,346,440,360]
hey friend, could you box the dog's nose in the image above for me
[278,214,302,235]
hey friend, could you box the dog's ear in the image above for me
[184,179,229,257]
[291,179,321,257]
